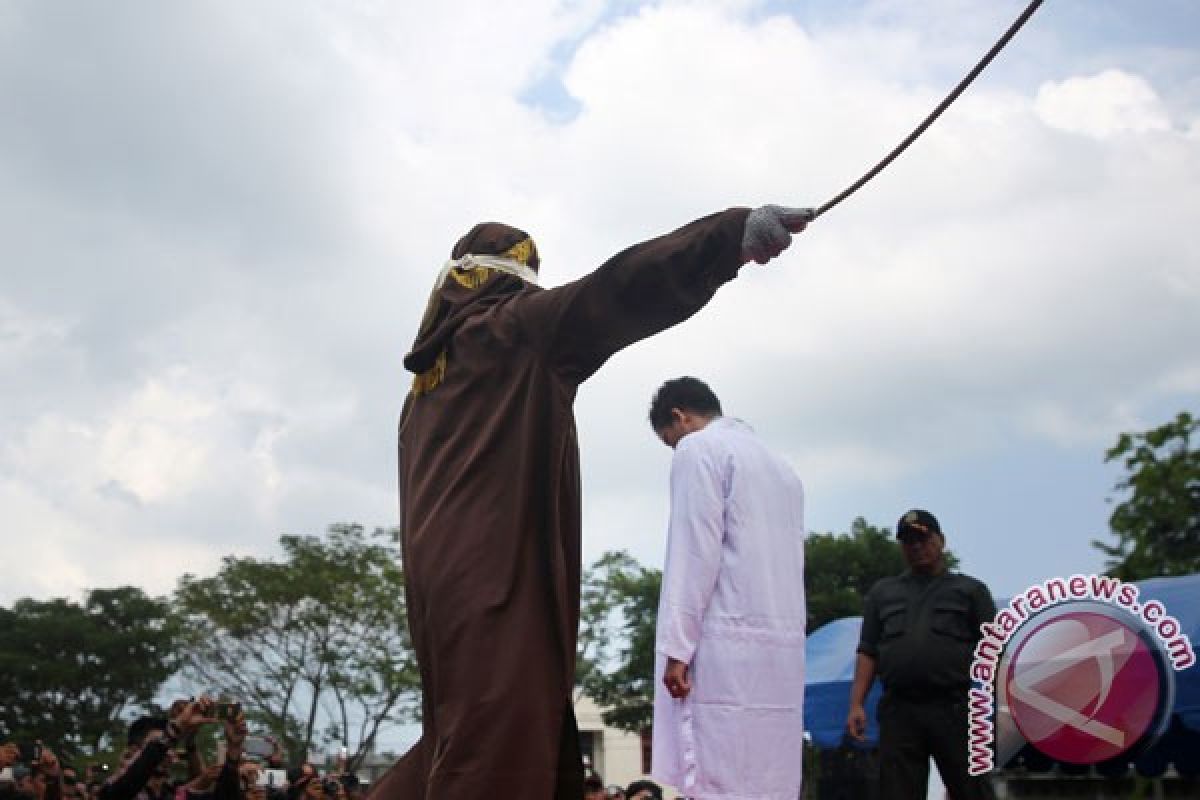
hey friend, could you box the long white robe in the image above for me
[651,417,806,800]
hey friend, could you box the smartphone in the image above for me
[17,743,41,764]
[243,736,274,759]
[214,702,242,722]
[257,770,287,788]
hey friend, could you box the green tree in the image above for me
[806,517,958,632]
[578,551,662,734]
[1093,411,1200,580]
[0,587,183,757]
[174,524,419,768]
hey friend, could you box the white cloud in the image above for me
[0,480,93,599]
[97,377,215,503]
[1018,402,1144,448]
[1,1,1198,609]
[1035,69,1173,138]
[0,299,72,366]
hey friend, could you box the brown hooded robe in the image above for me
[373,208,751,799]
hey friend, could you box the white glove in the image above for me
[741,205,815,264]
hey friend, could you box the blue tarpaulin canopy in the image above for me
[803,573,1200,774]
[804,616,881,749]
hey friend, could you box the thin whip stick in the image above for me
[813,0,1045,219]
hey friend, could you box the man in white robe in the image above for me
[647,377,807,800]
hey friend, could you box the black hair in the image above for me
[624,780,663,800]
[648,376,722,431]
[127,716,168,747]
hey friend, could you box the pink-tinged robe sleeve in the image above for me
[657,436,727,664]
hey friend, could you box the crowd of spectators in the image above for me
[0,699,363,800]
[582,773,663,800]
[3,697,670,800]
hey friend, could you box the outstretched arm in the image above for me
[506,206,810,383]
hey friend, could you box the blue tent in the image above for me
[804,616,880,749]
[803,573,1200,774]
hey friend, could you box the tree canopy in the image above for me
[577,551,661,734]
[1094,411,1200,580]
[805,517,959,632]
[0,587,183,758]
[174,524,419,768]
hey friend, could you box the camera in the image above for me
[257,769,287,788]
[214,702,242,722]
[17,743,41,765]
[243,736,275,760]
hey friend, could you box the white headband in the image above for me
[433,253,539,290]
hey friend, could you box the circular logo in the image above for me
[1004,608,1170,764]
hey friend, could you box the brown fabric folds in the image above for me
[405,223,540,395]
[377,208,750,800]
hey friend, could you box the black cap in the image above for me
[127,716,168,746]
[897,509,942,539]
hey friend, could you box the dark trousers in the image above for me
[878,693,996,800]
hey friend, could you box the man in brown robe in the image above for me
[372,205,812,799]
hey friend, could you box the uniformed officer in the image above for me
[846,509,997,800]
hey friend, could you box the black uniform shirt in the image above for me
[857,570,996,696]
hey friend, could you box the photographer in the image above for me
[31,746,63,800]
[177,708,247,800]
[169,702,205,786]
[0,743,61,800]
[282,766,321,800]
[235,762,261,800]
[333,775,358,800]
[212,708,247,800]
[0,744,18,800]
[178,765,222,800]
[100,699,214,800]
[60,765,86,800]
[138,765,167,800]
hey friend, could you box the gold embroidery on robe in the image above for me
[411,350,447,396]
[412,242,534,397]
[448,266,494,289]
[504,238,534,266]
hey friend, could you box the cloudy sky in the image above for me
[3,0,1198,614]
